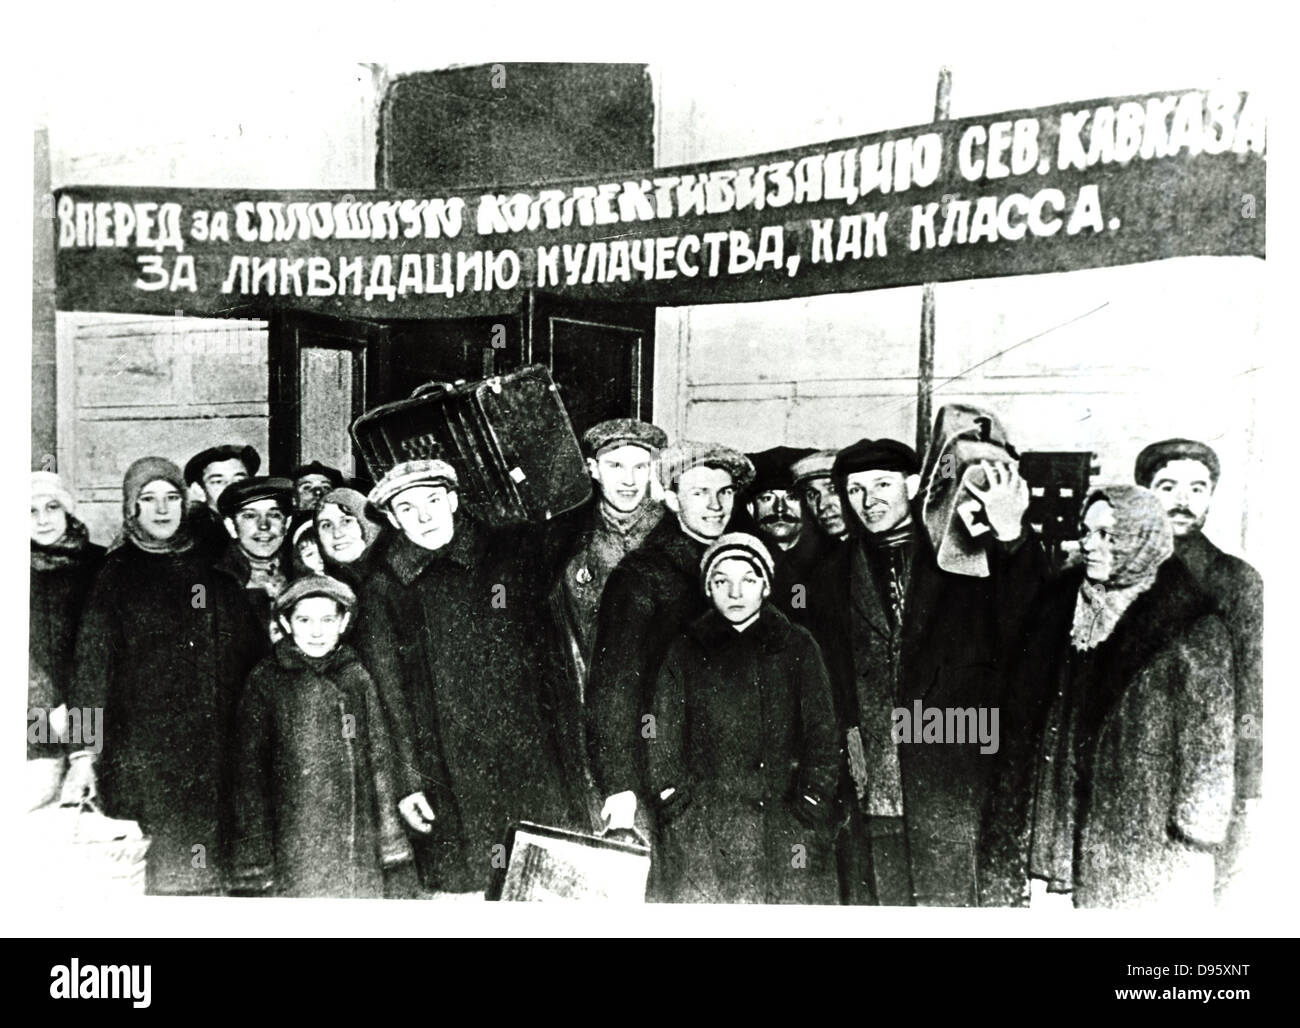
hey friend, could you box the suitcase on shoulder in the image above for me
[351,364,592,527]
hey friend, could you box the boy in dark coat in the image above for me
[232,575,414,898]
[647,533,840,904]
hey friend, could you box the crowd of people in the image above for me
[26,404,1263,907]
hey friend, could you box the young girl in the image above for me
[232,575,413,898]
[647,532,840,904]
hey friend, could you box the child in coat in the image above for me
[232,574,414,897]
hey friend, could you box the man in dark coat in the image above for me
[213,477,294,640]
[354,459,580,896]
[542,418,668,830]
[184,443,260,561]
[66,457,267,895]
[805,420,1045,906]
[586,441,755,837]
[737,446,823,625]
[647,533,840,904]
[1135,438,1263,902]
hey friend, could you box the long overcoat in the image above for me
[354,520,580,894]
[805,524,1047,905]
[231,639,412,897]
[70,542,267,894]
[30,527,105,721]
[646,604,841,904]
[978,559,1235,908]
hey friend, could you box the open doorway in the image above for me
[268,292,655,480]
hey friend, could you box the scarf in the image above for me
[598,495,658,537]
[862,518,914,629]
[31,515,94,571]
[245,553,287,597]
[1070,485,1173,650]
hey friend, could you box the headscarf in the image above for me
[114,457,195,555]
[315,488,384,563]
[1070,485,1173,650]
[31,471,95,569]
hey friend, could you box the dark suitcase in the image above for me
[351,365,592,526]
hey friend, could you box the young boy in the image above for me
[231,575,414,898]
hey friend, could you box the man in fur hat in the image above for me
[1135,438,1262,904]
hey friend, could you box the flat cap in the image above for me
[582,418,668,457]
[833,438,920,479]
[746,446,815,497]
[290,460,344,486]
[789,449,838,488]
[273,574,357,616]
[1134,438,1221,488]
[700,532,775,590]
[184,444,261,486]
[658,441,755,493]
[368,459,458,510]
[217,476,295,517]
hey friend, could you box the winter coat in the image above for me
[978,560,1235,908]
[544,496,664,829]
[29,526,104,737]
[70,542,268,894]
[586,515,711,799]
[804,521,1047,906]
[187,503,232,564]
[646,604,841,904]
[231,639,413,898]
[766,528,827,627]
[353,521,580,894]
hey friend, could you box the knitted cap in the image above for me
[31,471,76,514]
[122,457,186,519]
[699,531,775,591]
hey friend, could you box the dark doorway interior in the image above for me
[268,294,655,481]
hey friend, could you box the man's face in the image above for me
[316,501,367,563]
[201,459,250,509]
[802,476,847,539]
[386,485,458,551]
[281,596,349,659]
[137,479,185,541]
[588,444,654,514]
[31,496,69,546]
[226,498,288,559]
[668,465,736,540]
[706,557,769,625]
[295,474,334,511]
[1080,500,1116,582]
[845,470,912,534]
[748,489,803,548]
[1149,458,1214,538]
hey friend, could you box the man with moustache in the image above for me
[806,423,1042,906]
[544,418,668,829]
[1135,438,1263,903]
[586,442,754,838]
[740,447,822,623]
[791,449,850,546]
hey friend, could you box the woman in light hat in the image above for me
[314,487,386,590]
[646,532,840,904]
[979,485,1235,909]
[29,472,105,807]
[63,457,268,895]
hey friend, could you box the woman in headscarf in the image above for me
[63,457,267,895]
[314,487,385,589]
[979,485,1235,908]
[646,532,840,904]
[29,472,104,807]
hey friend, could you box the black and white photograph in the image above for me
[6,4,1290,954]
